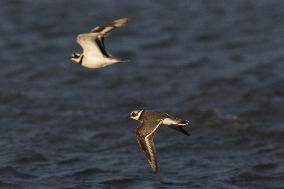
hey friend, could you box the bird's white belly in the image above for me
[82,57,112,68]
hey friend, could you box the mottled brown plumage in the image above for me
[129,109,190,173]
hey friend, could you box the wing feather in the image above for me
[135,120,162,173]
[167,125,190,136]
[76,33,104,58]
[76,18,129,58]
[91,18,129,37]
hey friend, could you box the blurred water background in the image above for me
[0,0,283,188]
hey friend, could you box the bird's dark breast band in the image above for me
[138,110,144,120]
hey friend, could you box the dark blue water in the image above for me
[0,0,283,188]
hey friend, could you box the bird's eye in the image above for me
[131,112,136,116]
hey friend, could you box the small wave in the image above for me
[14,152,48,164]
[100,178,136,187]
[63,183,92,189]
[69,168,108,177]
[253,163,277,172]
[57,158,81,165]
[0,92,33,105]
[0,180,19,189]
[0,166,36,179]
[231,172,276,183]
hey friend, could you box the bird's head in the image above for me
[69,53,82,63]
[129,109,143,121]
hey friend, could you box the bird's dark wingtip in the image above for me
[180,120,190,125]
[168,125,191,136]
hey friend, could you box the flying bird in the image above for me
[70,18,129,68]
[129,109,190,173]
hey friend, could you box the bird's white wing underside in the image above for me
[76,33,104,58]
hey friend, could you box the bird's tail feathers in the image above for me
[166,118,190,136]
[162,117,189,126]
[176,119,189,126]
[113,58,130,64]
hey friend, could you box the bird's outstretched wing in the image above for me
[135,120,162,173]
[91,18,129,37]
[76,33,105,58]
[76,18,129,58]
